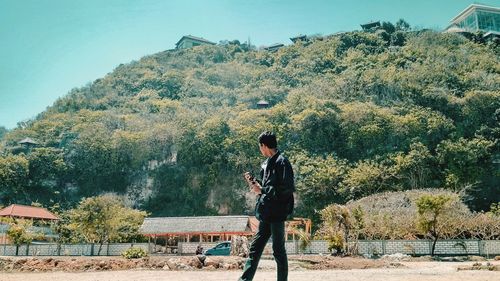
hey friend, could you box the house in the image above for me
[140,215,255,244]
[263,43,284,52]
[290,34,308,43]
[446,4,500,34]
[361,21,381,31]
[140,215,311,251]
[257,99,270,108]
[0,204,59,244]
[175,35,216,49]
[18,137,38,152]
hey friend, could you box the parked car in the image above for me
[204,241,231,256]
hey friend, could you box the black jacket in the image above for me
[255,151,295,222]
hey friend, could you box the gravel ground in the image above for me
[1,261,498,281]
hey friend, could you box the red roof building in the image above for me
[0,204,59,220]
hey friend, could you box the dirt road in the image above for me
[1,261,498,281]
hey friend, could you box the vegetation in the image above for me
[121,247,148,259]
[0,22,498,226]
[416,194,454,256]
[316,190,500,254]
[57,194,147,254]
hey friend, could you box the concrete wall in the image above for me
[178,240,500,257]
[0,243,151,256]
[2,240,498,257]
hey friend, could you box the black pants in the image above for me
[238,220,288,281]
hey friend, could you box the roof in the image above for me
[361,21,381,29]
[451,4,500,24]
[140,215,254,236]
[0,204,59,220]
[264,43,284,51]
[18,137,38,145]
[444,25,469,34]
[175,35,216,47]
[290,35,307,42]
[484,31,500,39]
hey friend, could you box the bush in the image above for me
[121,247,148,259]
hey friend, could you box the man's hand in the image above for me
[244,172,262,195]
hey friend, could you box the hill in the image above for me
[0,28,499,222]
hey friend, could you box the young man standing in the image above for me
[239,131,295,281]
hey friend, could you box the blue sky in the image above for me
[0,0,498,129]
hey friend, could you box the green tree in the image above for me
[436,137,494,191]
[0,154,29,204]
[416,194,454,256]
[6,219,41,255]
[292,151,348,224]
[318,204,353,255]
[381,21,396,34]
[0,126,7,141]
[68,194,147,255]
[392,142,434,189]
[395,19,411,31]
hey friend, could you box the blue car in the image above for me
[204,241,231,256]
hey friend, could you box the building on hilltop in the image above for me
[290,34,308,43]
[445,4,500,40]
[263,43,284,52]
[175,35,216,49]
[360,21,381,31]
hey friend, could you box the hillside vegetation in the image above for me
[0,26,499,223]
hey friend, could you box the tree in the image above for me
[416,194,454,256]
[395,19,411,31]
[0,154,29,204]
[68,194,147,255]
[381,21,396,34]
[318,204,353,255]
[292,152,349,224]
[6,218,43,255]
[0,126,7,141]
[436,137,495,191]
[391,142,434,189]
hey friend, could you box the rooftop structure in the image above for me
[18,137,38,145]
[0,204,59,220]
[257,99,270,108]
[290,34,308,43]
[175,35,216,49]
[140,215,311,244]
[361,21,381,31]
[447,4,500,33]
[263,43,284,52]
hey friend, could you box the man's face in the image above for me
[259,143,267,156]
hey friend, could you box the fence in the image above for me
[2,240,499,257]
[0,243,151,256]
[178,239,500,257]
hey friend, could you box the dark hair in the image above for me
[258,131,277,149]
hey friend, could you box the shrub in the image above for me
[121,247,148,259]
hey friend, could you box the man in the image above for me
[239,131,295,281]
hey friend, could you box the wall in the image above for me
[0,243,151,256]
[178,240,500,257]
[1,240,498,257]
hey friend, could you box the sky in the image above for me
[0,0,499,129]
